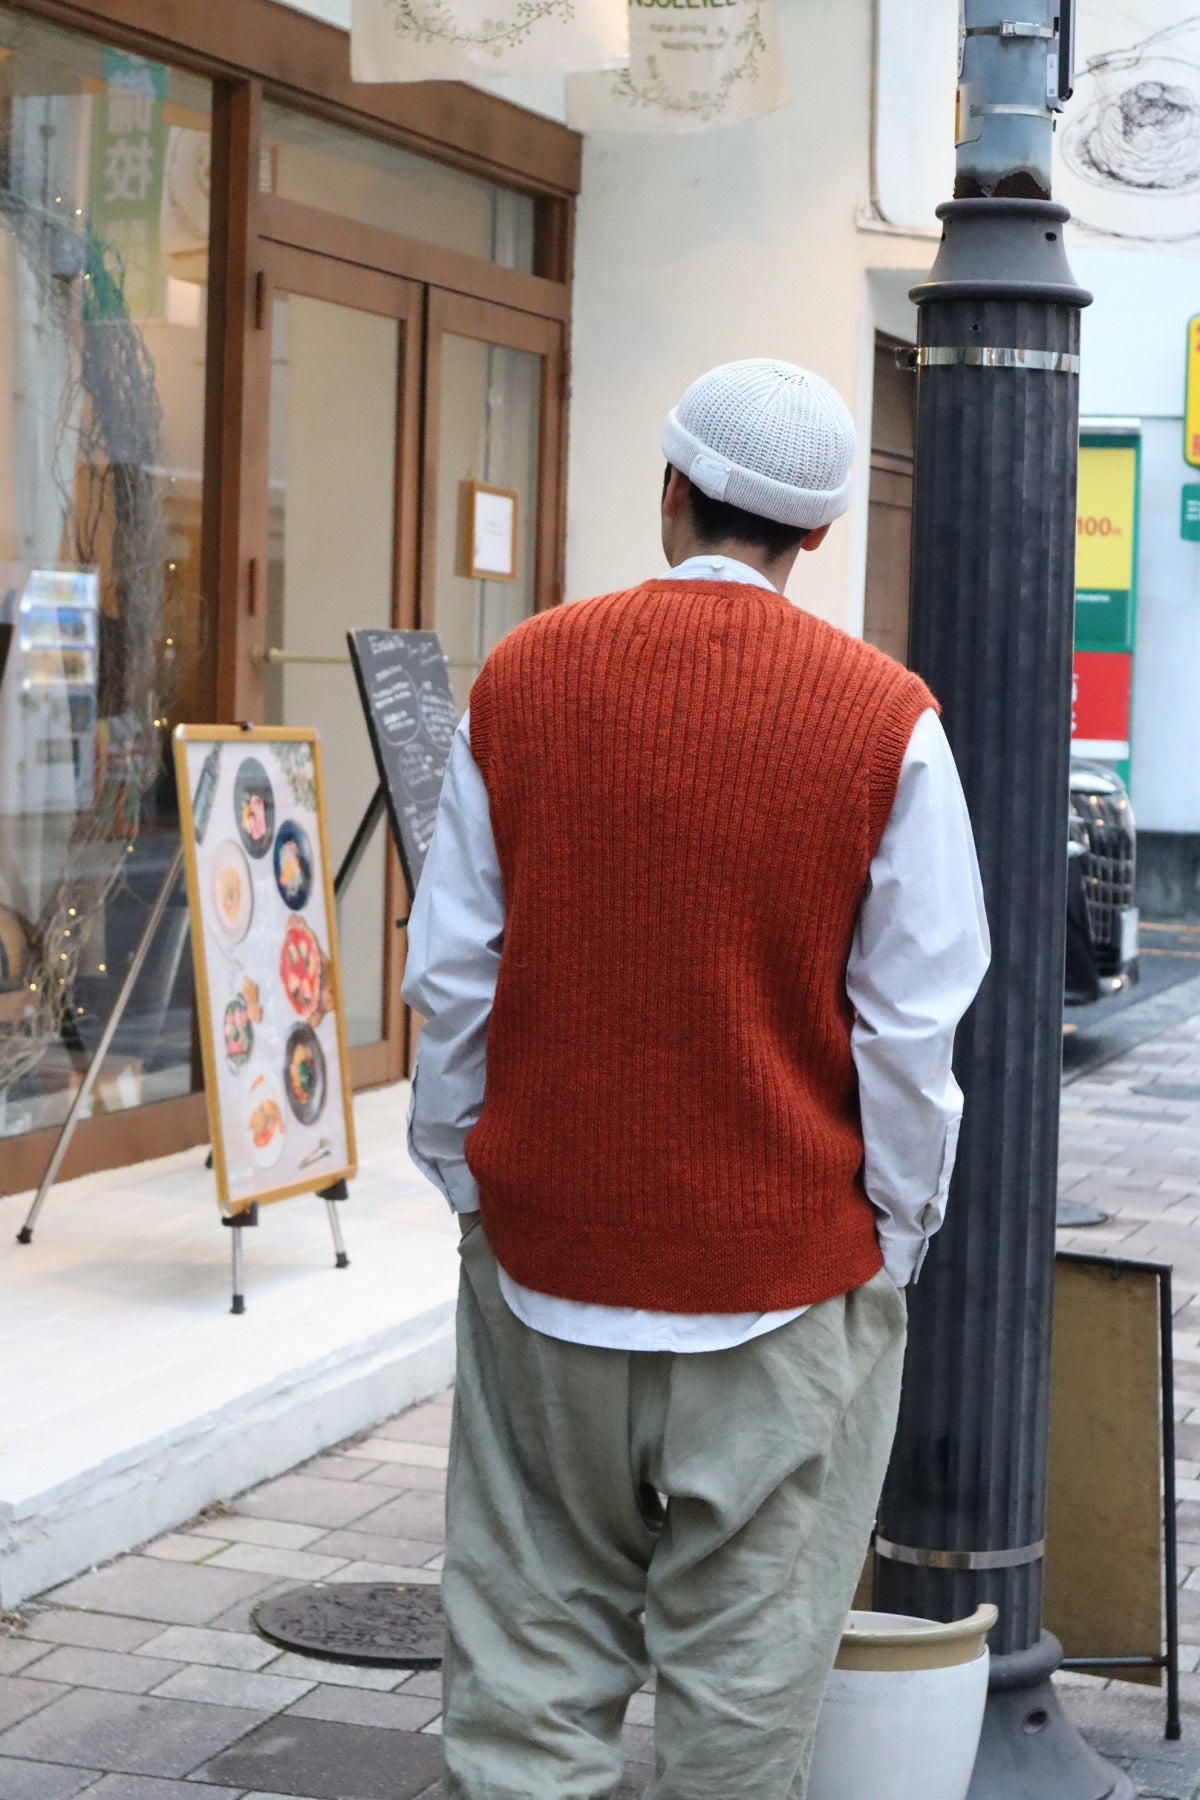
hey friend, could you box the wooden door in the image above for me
[240,242,423,1087]
[421,290,566,710]
[863,334,916,667]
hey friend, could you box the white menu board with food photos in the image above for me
[174,726,356,1215]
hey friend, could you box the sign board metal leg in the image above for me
[320,1177,350,1269]
[223,1204,258,1315]
[1161,1266,1181,1741]
[325,1196,349,1270]
[334,785,385,905]
[17,842,186,1245]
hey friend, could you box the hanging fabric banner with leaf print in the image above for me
[565,0,786,133]
[351,0,629,80]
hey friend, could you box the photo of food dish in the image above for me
[243,1066,286,1167]
[223,995,253,1071]
[212,839,252,943]
[280,918,327,1021]
[284,1022,327,1124]
[233,756,276,859]
[273,820,313,912]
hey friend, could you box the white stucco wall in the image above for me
[564,0,937,630]
[1073,248,1200,831]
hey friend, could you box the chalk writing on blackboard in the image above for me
[347,630,457,899]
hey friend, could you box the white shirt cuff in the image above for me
[406,1118,481,1213]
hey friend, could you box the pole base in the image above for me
[968,1636,1133,1800]
[15,1227,32,1245]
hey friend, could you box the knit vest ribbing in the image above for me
[467,582,935,1312]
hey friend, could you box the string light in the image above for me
[98,963,106,973]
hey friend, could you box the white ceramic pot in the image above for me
[807,1606,997,1800]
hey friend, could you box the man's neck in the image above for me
[668,534,798,594]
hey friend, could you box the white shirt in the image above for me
[403,556,990,1352]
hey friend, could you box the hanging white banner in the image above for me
[566,0,786,134]
[351,0,629,80]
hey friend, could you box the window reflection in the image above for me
[0,9,211,1138]
[261,101,537,274]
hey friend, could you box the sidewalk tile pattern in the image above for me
[7,1011,1200,1793]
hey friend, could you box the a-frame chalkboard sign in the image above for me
[347,630,457,900]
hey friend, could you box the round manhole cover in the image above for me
[1056,1198,1109,1229]
[252,1582,445,1668]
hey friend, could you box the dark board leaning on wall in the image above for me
[347,630,458,900]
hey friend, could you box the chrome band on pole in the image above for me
[964,20,1054,38]
[901,346,1081,373]
[972,102,1055,119]
[874,1535,1046,1572]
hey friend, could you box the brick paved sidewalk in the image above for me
[0,1390,655,1800]
[6,995,1200,1799]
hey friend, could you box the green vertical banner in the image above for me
[89,51,168,321]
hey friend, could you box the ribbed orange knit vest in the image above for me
[466,581,935,1312]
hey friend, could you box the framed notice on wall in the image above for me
[461,481,518,582]
[174,725,357,1215]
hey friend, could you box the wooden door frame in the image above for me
[421,289,567,638]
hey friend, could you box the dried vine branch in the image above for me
[0,183,172,1096]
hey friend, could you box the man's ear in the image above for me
[800,522,833,554]
[662,466,690,519]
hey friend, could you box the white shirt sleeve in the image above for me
[847,708,991,1288]
[400,712,501,1214]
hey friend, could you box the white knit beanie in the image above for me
[662,359,856,531]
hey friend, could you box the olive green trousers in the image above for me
[442,1226,907,1800]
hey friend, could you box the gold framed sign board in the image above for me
[174,726,357,1216]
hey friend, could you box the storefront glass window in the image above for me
[435,335,541,711]
[0,9,211,1140]
[261,102,537,274]
[264,292,399,1050]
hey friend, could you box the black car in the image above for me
[1066,759,1139,1005]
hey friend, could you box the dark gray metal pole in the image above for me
[874,4,1132,1796]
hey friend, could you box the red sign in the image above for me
[1072,650,1132,748]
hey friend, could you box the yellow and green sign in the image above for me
[1187,314,1200,470]
[1074,431,1141,776]
[1075,440,1139,651]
